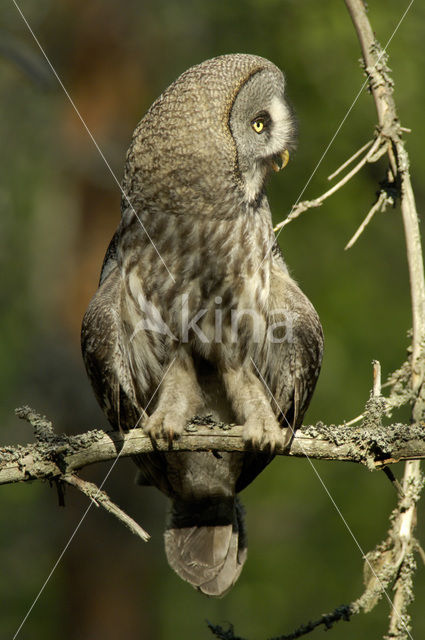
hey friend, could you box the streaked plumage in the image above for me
[82,54,323,596]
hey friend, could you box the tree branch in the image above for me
[344,0,425,363]
[344,3,424,639]
[327,139,373,181]
[273,135,387,231]
[344,188,392,250]
[208,604,353,640]
[2,407,425,488]
[62,473,150,542]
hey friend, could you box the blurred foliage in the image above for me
[1,1,424,639]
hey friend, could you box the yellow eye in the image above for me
[252,119,264,134]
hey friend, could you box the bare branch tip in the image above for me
[62,473,151,542]
[14,405,54,440]
[372,360,382,396]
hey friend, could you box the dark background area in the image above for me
[1,1,424,638]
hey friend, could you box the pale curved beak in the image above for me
[272,149,290,172]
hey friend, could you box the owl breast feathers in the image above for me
[81,54,323,596]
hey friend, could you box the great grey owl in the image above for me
[81,54,323,597]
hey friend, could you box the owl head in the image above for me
[123,54,296,217]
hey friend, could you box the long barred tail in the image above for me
[164,496,247,597]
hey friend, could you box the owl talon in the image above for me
[243,415,283,452]
[144,410,185,443]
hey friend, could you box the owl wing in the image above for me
[264,253,323,434]
[236,251,323,493]
[81,265,140,432]
[82,247,176,492]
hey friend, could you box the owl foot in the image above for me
[144,409,187,444]
[144,349,205,444]
[243,412,286,453]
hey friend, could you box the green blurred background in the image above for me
[1,1,424,638]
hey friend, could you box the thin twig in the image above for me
[62,473,150,542]
[382,466,405,497]
[344,413,364,427]
[15,406,55,441]
[207,622,246,640]
[208,605,353,640]
[343,353,414,426]
[274,136,386,231]
[373,362,404,495]
[327,139,373,180]
[416,543,425,566]
[372,360,382,396]
[268,605,352,640]
[345,190,388,250]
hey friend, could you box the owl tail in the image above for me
[164,496,247,597]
